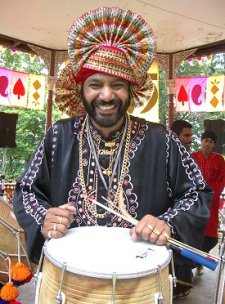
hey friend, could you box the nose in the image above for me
[99,86,115,102]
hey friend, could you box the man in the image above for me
[171,119,193,150]
[13,7,212,300]
[192,131,225,275]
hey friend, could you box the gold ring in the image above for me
[164,233,170,240]
[53,224,57,231]
[59,216,63,224]
[152,228,161,236]
[47,230,52,239]
[147,224,154,231]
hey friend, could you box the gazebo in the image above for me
[1,0,225,128]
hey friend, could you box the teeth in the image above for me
[99,105,115,110]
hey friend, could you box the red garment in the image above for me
[191,151,225,237]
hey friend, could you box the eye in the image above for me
[113,82,127,90]
[88,83,101,89]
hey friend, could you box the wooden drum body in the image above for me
[36,227,172,304]
[0,197,31,282]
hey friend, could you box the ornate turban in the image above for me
[55,7,156,117]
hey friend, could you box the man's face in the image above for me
[178,127,193,150]
[82,73,130,129]
[201,138,215,154]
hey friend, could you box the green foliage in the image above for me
[0,46,63,182]
[158,69,169,126]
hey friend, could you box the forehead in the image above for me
[84,73,128,84]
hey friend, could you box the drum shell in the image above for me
[0,198,33,282]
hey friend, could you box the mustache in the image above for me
[92,99,121,107]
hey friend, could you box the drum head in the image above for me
[44,226,171,279]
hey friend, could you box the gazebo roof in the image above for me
[1,0,225,55]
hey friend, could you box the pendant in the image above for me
[105,142,116,148]
[99,149,114,155]
[102,168,112,176]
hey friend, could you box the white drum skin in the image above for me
[36,226,172,304]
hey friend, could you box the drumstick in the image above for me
[88,197,220,269]
[102,196,219,261]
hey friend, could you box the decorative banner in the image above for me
[10,71,29,108]
[0,68,12,106]
[129,60,159,122]
[188,76,207,112]
[176,75,225,113]
[206,75,224,112]
[0,67,46,110]
[27,74,46,109]
[175,77,191,112]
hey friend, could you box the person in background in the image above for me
[192,130,225,275]
[13,7,212,300]
[171,119,193,150]
[170,119,194,296]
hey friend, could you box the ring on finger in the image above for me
[53,224,57,231]
[152,228,161,236]
[47,230,52,239]
[59,216,63,224]
[147,224,154,231]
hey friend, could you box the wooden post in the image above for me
[168,53,175,128]
[45,50,56,131]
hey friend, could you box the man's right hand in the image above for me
[41,203,76,239]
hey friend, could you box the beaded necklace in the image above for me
[79,114,131,218]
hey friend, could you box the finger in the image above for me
[156,233,169,245]
[58,216,63,224]
[59,203,76,213]
[47,230,52,239]
[45,209,74,227]
[140,224,155,241]
[149,227,162,243]
[129,227,141,241]
[50,229,64,239]
[52,221,69,236]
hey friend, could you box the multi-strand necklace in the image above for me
[79,114,131,219]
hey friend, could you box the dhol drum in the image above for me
[35,226,172,304]
[0,197,32,282]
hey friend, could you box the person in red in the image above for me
[191,130,225,275]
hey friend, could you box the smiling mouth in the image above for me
[97,104,118,113]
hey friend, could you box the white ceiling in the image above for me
[1,0,225,53]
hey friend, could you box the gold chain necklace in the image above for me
[79,114,131,219]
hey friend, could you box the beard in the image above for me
[82,95,130,128]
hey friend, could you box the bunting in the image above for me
[205,75,224,112]
[175,77,190,112]
[188,77,207,112]
[0,68,12,106]
[27,74,46,110]
[175,75,225,112]
[0,67,46,110]
[10,71,29,108]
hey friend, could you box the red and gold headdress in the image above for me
[55,7,156,117]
